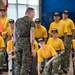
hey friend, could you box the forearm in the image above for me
[38,62,41,74]
[64,33,67,45]
[48,55,58,63]
[72,30,75,39]
[59,50,64,56]
[7,51,13,55]
[13,26,17,42]
[60,50,65,55]
[30,31,35,50]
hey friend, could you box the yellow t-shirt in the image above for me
[38,45,57,62]
[0,36,5,48]
[7,40,13,52]
[34,25,48,38]
[72,39,75,51]
[61,18,75,35]
[0,17,9,30]
[34,40,38,53]
[7,27,13,36]
[7,39,15,54]
[47,38,65,51]
[48,20,67,37]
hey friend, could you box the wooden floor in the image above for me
[0,55,73,75]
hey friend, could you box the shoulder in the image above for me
[41,25,46,29]
[57,38,63,43]
[72,39,75,42]
[46,45,53,48]
[7,40,12,44]
[51,22,55,25]
[48,38,52,41]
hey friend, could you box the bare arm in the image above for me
[38,62,41,75]
[64,33,67,47]
[7,49,14,55]
[58,50,64,56]
[13,26,17,42]
[72,30,75,39]
[8,55,16,61]
[30,27,36,57]
[45,55,58,68]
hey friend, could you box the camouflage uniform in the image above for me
[15,16,35,75]
[59,37,67,72]
[60,36,72,68]
[0,52,4,67]
[64,36,72,68]
[45,57,60,75]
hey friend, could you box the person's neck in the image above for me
[63,18,67,20]
[1,15,5,18]
[55,20,60,23]
[53,37,57,39]
[26,14,32,20]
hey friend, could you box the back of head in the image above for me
[25,7,34,15]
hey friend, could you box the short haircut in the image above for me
[25,7,34,14]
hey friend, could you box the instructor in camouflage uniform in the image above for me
[13,7,35,75]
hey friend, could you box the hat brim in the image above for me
[0,8,5,11]
[63,12,68,14]
[51,30,58,33]
[54,14,60,16]
[35,21,40,23]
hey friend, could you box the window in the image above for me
[8,0,16,4]
[7,0,39,21]
[18,5,26,18]
[7,4,17,21]
[18,0,27,4]
[28,0,39,5]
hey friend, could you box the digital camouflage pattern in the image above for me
[59,36,72,71]
[14,16,35,75]
[0,52,4,67]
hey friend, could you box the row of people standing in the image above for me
[48,10,75,73]
[34,10,75,75]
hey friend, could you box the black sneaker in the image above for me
[61,67,68,74]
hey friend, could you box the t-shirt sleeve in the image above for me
[0,37,5,48]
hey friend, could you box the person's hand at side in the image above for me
[32,49,36,57]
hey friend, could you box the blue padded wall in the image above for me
[42,0,75,30]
